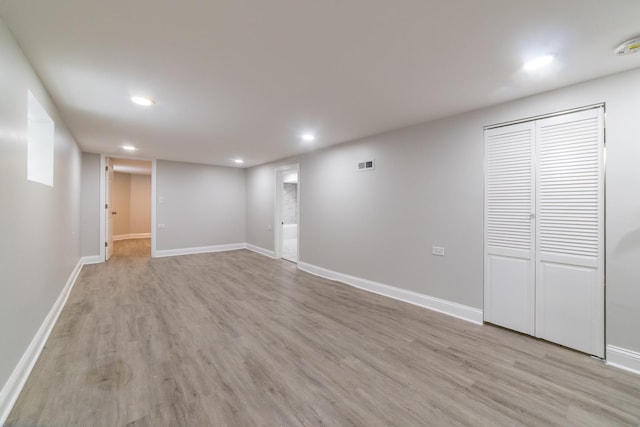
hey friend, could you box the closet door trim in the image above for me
[484,103,605,131]
[483,105,605,358]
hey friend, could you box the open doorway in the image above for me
[104,157,153,259]
[275,164,299,263]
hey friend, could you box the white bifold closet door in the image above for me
[484,122,536,336]
[484,107,604,358]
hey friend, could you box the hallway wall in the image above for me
[0,15,82,400]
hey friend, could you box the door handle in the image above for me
[112,211,118,215]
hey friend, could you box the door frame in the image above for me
[274,163,300,261]
[99,154,157,261]
[105,157,114,260]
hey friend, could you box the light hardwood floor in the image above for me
[112,238,151,258]
[6,246,640,426]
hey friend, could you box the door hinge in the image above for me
[105,165,109,171]
[105,241,108,247]
[105,203,108,209]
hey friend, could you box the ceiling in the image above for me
[1,1,640,168]
[112,158,152,175]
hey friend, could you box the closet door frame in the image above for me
[483,103,605,357]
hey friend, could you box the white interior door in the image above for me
[105,157,114,260]
[534,108,604,357]
[484,122,536,335]
[274,164,299,262]
[484,107,604,357]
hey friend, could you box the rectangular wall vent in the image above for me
[357,159,375,171]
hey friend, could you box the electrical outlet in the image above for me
[432,246,445,256]
[267,224,272,230]
[158,223,166,229]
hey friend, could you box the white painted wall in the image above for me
[113,172,131,236]
[246,164,279,251]
[156,160,245,250]
[80,153,101,257]
[129,174,151,234]
[0,16,81,394]
[246,68,640,355]
[112,172,151,237]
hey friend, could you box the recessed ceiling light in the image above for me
[301,133,315,142]
[131,96,155,106]
[122,145,137,151]
[233,158,244,164]
[523,55,554,71]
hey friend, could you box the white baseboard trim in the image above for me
[0,259,84,425]
[297,262,483,325]
[113,233,151,241]
[606,345,640,375]
[80,255,102,265]
[245,243,275,259]
[154,243,246,258]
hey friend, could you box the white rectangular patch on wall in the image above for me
[357,159,375,171]
[27,90,54,187]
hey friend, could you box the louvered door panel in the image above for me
[484,122,535,334]
[535,108,604,357]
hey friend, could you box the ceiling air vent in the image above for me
[357,159,375,171]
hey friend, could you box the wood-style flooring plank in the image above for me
[6,241,640,426]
